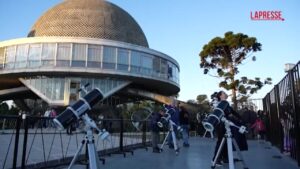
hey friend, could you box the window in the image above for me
[87,45,101,68]
[130,51,140,73]
[41,43,55,66]
[117,48,129,71]
[72,43,86,67]
[57,43,71,67]
[28,44,41,68]
[69,81,80,104]
[167,62,173,80]
[52,78,64,100]
[103,46,116,69]
[15,44,28,68]
[4,46,16,69]
[160,59,168,78]
[140,53,153,75]
[153,57,160,77]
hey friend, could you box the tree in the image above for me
[196,94,211,111]
[199,31,272,110]
[196,95,208,104]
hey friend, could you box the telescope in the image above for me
[157,112,171,128]
[202,100,229,132]
[53,88,104,130]
[157,107,183,133]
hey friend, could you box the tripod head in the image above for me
[81,114,109,140]
[221,116,247,134]
[157,110,183,133]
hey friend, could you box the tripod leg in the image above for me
[171,130,179,155]
[68,140,86,169]
[203,130,207,138]
[232,139,248,169]
[87,141,101,169]
[227,136,234,169]
[212,137,226,168]
[160,131,170,151]
[210,131,214,139]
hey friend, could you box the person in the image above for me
[280,112,292,155]
[49,108,57,128]
[150,108,164,153]
[179,106,190,147]
[43,108,51,128]
[251,116,265,140]
[212,91,242,166]
[242,107,257,139]
[165,101,180,149]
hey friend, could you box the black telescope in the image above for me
[202,100,229,131]
[53,88,104,130]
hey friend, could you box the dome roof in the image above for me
[28,0,149,47]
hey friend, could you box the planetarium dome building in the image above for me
[0,0,180,107]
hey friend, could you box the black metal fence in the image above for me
[0,114,151,169]
[263,61,300,166]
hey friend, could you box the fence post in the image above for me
[288,68,300,166]
[21,114,29,169]
[119,117,124,152]
[12,114,22,169]
[1,118,6,133]
[274,84,283,151]
[142,120,147,148]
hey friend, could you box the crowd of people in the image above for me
[148,90,274,168]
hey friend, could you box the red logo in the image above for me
[250,11,284,21]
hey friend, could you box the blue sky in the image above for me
[0,0,299,102]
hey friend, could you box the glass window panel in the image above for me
[141,53,152,75]
[153,57,160,77]
[52,78,64,100]
[72,43,86,67]
[160,59,167,78]
[167,62,173,80]
[130,51,140,73]
[87,45,101,68]
[117,48,129,71]
[15,44,28,68]
[41,43,55,66]
[69,81,80,104]
[57,43,71,67]
[5,46,16,69]
[28,44,41,68]
[103,46,116,69]
[0,47,4,69]
[45,78,53,99]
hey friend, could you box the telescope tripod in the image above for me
[159,120,179,155]
[211,118,248,169]
[67,114,109,169]
[67,128,101,169]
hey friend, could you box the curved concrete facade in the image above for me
[0,0,180,106]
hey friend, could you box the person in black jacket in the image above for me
[179,106,190,147]
[150,108,165,153]
[212,91,242,166]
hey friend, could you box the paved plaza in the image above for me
[59,137,299,169]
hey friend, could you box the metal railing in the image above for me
[263,61,300,166]
[0,115,151,169]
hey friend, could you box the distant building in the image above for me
[0,0,180,109]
